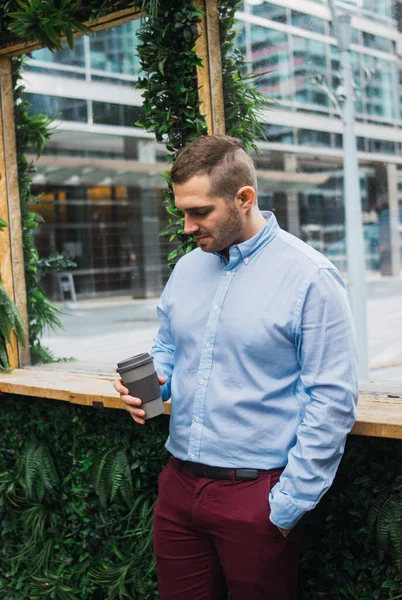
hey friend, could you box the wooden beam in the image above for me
[0,368,172,413]
[205,0,225,134]
[0,58,29,367]
[195,0,213,135]
[0,7,141,58]
[195,0,225,135]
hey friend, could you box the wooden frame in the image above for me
[0,0,225,370]
[195,0,225,135]
[1,2,400,442]
[0,57,30,367]
[0,8,141,58]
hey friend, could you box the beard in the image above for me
[199,203,244,254]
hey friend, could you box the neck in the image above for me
[220,210,267,260]
[237,210,267,244]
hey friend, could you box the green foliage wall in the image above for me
[0,395,169,599]
[1,396,402,599]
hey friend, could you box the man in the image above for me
[114,135,358,600]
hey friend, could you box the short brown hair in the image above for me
[171,135,257,200]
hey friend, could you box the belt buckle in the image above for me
[202,464,209,478]
[235,468,259,480]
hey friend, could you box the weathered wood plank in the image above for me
[195,0,214,135]
[0,58,30,366]
[0,368,171,413]
[0,59,19,369]
[205,0,225,134]
[1,371,402,439]
[0,8,141,58]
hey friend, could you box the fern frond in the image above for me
[22,441,59,501]
[37,442,59,495]
[91,447,116,507]
[388,501,402,573]
[24,440,41,498]
[109,450,133,506]
[367,490,390,539]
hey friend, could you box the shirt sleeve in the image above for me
[150,272,175,401]
[269,267,359,530]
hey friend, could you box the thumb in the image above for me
[158,374,167,384]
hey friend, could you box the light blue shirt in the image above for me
[151,212,358,529]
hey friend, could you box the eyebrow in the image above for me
[181,205,214,214]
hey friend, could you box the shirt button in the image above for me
[191,453,196,459]
[199,379,205,385]
[226,271,231,276]
[244,257,249,264]
[194,416,200,422]
[206,342,211,348]
[213,305,219,311]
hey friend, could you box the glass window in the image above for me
[368,139,395,154]
[363,55,394,119]
[234,20,247,55]
[297,129,331,147]
[24,64,86,79]
[362,32,391,53]
[293,37,329,109]
[262,124,294,144]
[291,10,326,35]
[363,0,392,17]
[31,37,85,68]
[250,1,287,23]
[250,25,292,103]
[90,20,141,76]
[92,102,144,127]
[24,93,88,122]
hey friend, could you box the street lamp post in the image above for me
[328,0,369,379]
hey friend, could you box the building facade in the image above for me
[23,0,402,300]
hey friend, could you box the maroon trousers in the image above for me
[153,458,305,600]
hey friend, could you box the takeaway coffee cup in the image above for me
[116,353,164,420]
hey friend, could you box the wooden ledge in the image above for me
[0,368,171,414]
[0,369,402,438]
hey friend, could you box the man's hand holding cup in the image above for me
[114,353,167,423]
[114,374,166,424]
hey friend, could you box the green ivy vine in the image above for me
[136,0,270,266]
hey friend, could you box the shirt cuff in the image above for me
[269,485,306,530]
[160,382,171,402]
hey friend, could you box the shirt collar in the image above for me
[214,211,279,266]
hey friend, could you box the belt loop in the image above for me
[230,469,237,482]
[175,458,182,472]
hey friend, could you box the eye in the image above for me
[195,210,210,216]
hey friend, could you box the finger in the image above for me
[120,394,142,406]
[113,378,129,395]
[122,401,145,416]
[126,406,145,424]
[158,375,167,384]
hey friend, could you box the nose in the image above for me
[183,215,199,235]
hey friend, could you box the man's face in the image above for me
[173,175,244,254]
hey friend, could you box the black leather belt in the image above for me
[180,460,271,481]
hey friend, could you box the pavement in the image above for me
[39,277,402,382]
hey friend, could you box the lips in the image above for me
[196,236,209,242]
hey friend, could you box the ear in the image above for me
[235,186,256,213]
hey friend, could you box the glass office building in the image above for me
[23,0,402,299]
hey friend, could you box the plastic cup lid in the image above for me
[117,352,154,374]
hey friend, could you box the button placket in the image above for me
[187,266,235,460]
